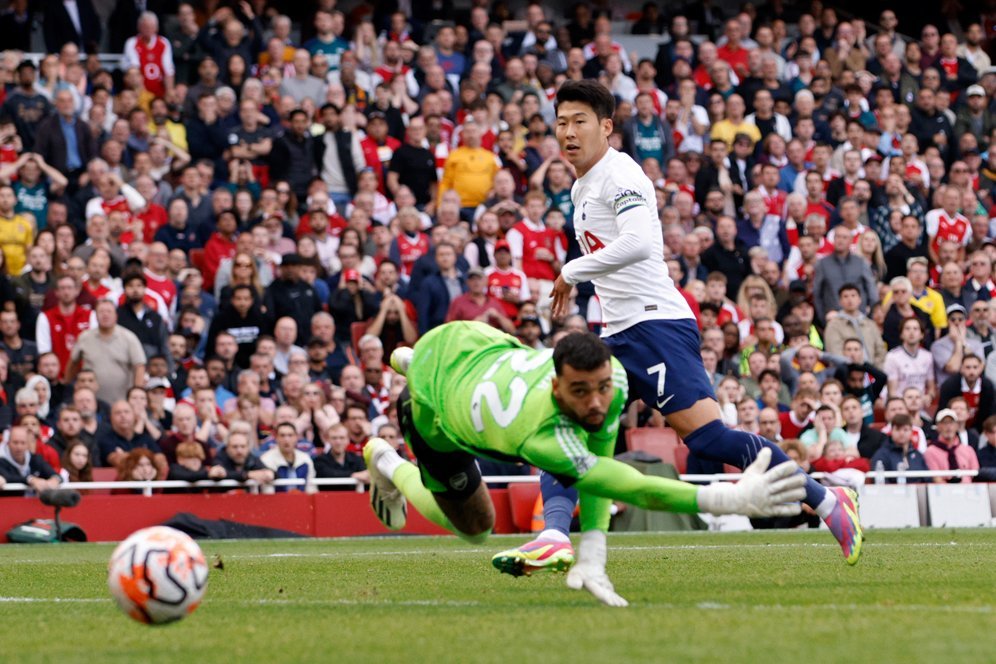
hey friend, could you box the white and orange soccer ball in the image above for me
[107,526,209,624]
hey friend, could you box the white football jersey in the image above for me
[563,148,693,334]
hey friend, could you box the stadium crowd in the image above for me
[4,0,996,497]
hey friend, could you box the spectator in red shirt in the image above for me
[359,112,400,194]
[445,267,516,333]
[717,19,751,81]
[202,209,239,292]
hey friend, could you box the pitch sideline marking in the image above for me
[1,596,993,614]
[219,540,974,560]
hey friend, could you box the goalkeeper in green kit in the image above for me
[363,321,805,606]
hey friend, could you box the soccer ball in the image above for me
[107,526,209,624]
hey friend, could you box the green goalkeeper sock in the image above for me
[392,463,460,536]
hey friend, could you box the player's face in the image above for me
[555,101,611,174]
[553,361,614,432]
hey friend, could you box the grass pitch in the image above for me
[2,529,996,663]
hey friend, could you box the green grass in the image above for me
[2,529,996,662]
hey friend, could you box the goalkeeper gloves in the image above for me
[566,530,628,608]
[697,447,806,517]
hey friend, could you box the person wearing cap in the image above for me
[359,110,400,194]
[484,239,530,320]
[931,303,985,386]
[924,408,980,483]
[444,266,515,333]
[329,266,379,340]
[954,84,996,148]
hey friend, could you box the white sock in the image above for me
[814,489,838,519]
[537,528,571,543]
[375,447,406,481]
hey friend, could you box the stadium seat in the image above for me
[350,321,369,351]
[92,468,117,481]
[507,482,541,533]
[625,428,688,473]
[82,467,118,495]
[189,248,206,276]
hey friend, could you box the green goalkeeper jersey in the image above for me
[406,321,628,484]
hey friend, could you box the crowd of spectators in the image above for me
[5,0,996,496]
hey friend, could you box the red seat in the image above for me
[350,321,369,351]
[507,482,541,533]
[189,248,206,275]
[91,468,117,481]
[80,467,118,495]
[625,427,688,473]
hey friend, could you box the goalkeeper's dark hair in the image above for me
[555,79,615,121]
[553,332,612,376]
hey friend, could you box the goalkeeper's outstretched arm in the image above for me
[573,448,805,518]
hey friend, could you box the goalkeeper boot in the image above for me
[363,437,407,530]
[492,538,576,577]
[823,486,862,565]
[390,347,414,376]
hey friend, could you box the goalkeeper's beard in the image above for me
[556,398,606,433]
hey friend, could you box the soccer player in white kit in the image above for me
[492,80,862,600]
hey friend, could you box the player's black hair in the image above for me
[553,332,612,376]
[556,79,615,121]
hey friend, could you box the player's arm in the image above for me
[574,447,804,517]
[559,187,655,286]
[577,380,627,534]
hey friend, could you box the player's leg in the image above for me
[608,319,861,564]
[366,387,494,543]
[492,471,578,577]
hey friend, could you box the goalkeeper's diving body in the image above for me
[364,321,806,606]
[494,78,862,581]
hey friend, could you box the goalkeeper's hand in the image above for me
[697,447,806,517]
[566,530,628,608]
